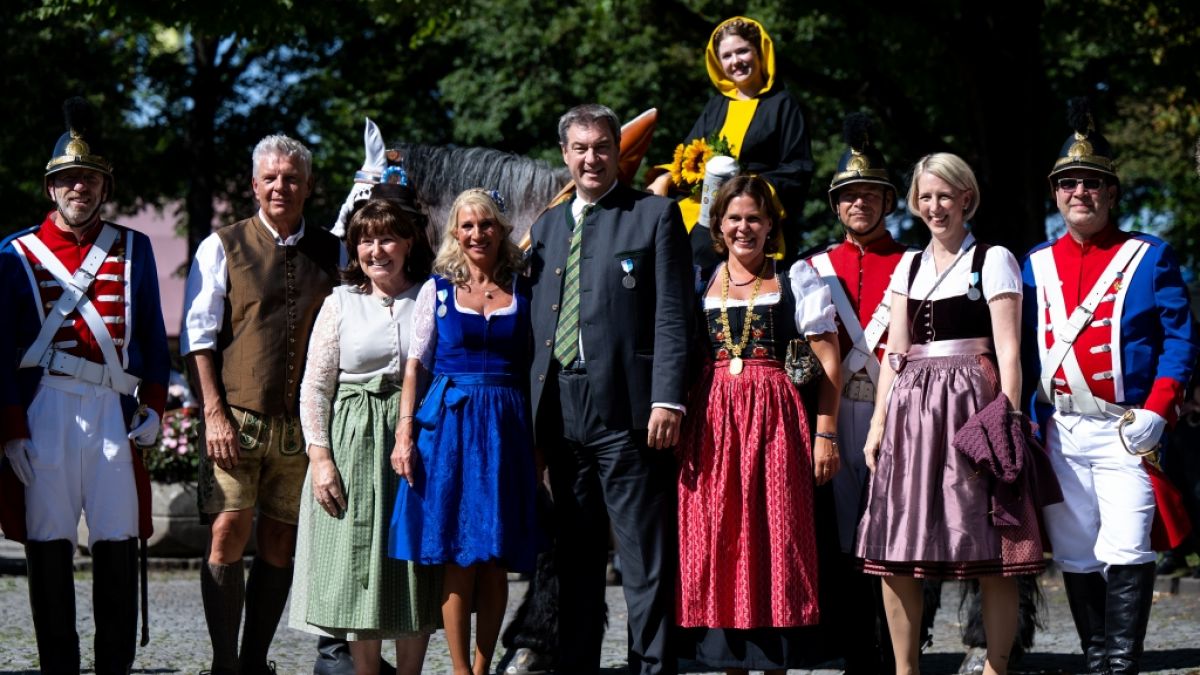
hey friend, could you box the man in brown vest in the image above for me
[182,134,340,675]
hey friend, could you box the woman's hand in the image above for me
[812,435,840,486]
[308,445,346,518]
[863,419,885,473]
[647,172,673,197]
[391,430,420,487]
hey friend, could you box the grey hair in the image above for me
[557,104,621,147]
[252,134,312,179]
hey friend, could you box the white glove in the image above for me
[3,439,35,487]
[128,408,162,447]
[1120,408,1167,454]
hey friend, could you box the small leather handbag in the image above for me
[784,337,824,386]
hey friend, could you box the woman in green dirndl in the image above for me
[292,197,442,675]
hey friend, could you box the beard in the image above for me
[54,192,102,228]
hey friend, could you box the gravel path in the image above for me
[1,565,1199,674]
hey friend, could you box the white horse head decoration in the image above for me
[331,116,388,238]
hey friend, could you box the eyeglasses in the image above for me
[1056,177,1105,192]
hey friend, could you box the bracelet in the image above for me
[399,415,414,421]
[814,432,837,441]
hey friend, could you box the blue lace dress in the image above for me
[388,275,539,572]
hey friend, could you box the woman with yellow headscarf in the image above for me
[649,16,815,270]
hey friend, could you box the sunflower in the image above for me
[669,143,686,186]
[680,138,712,185]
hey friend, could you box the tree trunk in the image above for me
[186,33,220,259]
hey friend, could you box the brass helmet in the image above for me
[828,112,896,213]
[1048,97,1117,186]
[44,97,114,197]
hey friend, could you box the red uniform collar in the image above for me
[37,211,105,248]
[1054,222,1129,256]
[838,231,907,256]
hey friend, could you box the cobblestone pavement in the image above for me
[1,565,1199,674]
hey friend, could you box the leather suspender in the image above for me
[15,225,141,396]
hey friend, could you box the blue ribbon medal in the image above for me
[620,258,636,289]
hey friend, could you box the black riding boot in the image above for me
[1105,562,1156,675]
[26,539,81,675]
[91,538,139,675]
[1062,571,1108,674]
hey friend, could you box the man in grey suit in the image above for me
[528,104,693,675]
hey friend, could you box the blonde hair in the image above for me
[433,189,525,286]
[906,152,981,222]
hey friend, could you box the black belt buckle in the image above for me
[562,358,587,374]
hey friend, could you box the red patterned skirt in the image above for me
[677,358,819,628]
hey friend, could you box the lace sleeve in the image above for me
[300,291,342,451]
[407,279,439,371]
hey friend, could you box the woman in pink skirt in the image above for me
[858,153,1038,675]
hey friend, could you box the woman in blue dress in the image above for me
[389,188,539,675]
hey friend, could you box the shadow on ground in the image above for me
[919,648,1200,674]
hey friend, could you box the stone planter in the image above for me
[145,481,208,557]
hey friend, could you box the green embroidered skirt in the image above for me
[290,377,442,639]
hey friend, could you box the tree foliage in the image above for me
[3,0,1197,278]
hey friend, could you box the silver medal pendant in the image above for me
[966,287,982,302]
[437,304,448,317]
[622,274,636,289]
[729,356,744,375]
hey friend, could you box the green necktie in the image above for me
[553,204,592,366]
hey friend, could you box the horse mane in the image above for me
[395,143,570,245]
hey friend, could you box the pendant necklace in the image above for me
[717,260,765,376]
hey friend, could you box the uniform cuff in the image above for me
[138,382,168,419]
[1144,377,1185,427]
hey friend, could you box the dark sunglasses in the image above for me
[1056,177,1105,192]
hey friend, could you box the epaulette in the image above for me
[0,224,40,251]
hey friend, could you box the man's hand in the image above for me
[308,446,346,518]
[3,439,34,486]
[647,407,683,450]
[127,408,161,447]
[204,406,239,470]
[1120,409,1167,454]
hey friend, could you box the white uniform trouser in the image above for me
[1042,412,1156,574]
[24,375,138,547]
[832,396,874,553]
